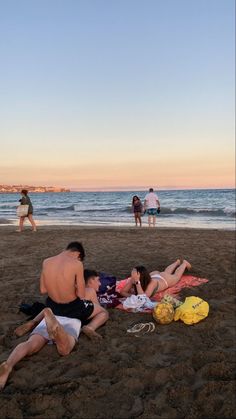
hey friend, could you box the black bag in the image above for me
[19,302,46,318]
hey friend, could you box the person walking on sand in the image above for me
[144,187,160,227]
[0,308,81,390]
[132,195,143,227]
[17,189,37,232]
[39,241,107,339]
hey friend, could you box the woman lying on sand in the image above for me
[120,259,191,298]
[0,308,81,390]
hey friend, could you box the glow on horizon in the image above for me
[1,152,234,190]
[0,0,235,190]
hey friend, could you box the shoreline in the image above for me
[0,224,235,232]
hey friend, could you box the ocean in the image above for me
[0,189,235,230]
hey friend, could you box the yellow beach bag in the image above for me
[174,296,209,325]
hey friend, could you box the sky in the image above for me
[0,0,235,190]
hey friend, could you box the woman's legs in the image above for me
[137,212,142,227]
[158,260,191,291]
[164,259,181,274]
[27,214,37,231]
[17,216,25,232]
[0,335,46,390]
[134,212,142,227]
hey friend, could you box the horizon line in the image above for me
[70,186,235,192]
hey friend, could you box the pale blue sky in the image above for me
[0,0,235,189]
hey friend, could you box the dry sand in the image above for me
[0,226,235,418]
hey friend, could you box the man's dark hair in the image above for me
[84,269,99,283]
[149,188,154,192]
[66,242,85,260]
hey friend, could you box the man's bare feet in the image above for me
[176,259,181,266]
[82,326,103,340]
[183,260,192,270]
[44,308,60,340]
[44,308,74,356]
[14,320,36,337]
[0,362,12,390]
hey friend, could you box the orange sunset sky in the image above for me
[1,1,235,191]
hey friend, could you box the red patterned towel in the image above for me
[151,275,208,301]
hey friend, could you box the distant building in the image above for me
[0,185,70,193]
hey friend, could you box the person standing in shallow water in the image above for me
[132,195,143,227]
[17,189,37,232]
[144,187,160,227]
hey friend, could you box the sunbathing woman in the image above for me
[0,308,81,390]
[120,259,191,298]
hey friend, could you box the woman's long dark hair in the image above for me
[134,266,151,291]
[132,195,140,205]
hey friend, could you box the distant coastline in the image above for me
[0,185,70,193]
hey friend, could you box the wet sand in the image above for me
[0,226,235,418]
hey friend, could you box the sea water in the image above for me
[0,189,235,230]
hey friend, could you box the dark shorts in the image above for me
[46,297,94,323]
[147,208,157,216]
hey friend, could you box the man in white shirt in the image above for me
[144,188,161,227]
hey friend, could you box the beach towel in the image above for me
[97,272,121,308]
[151,275,209,301]
[98,272,117,294]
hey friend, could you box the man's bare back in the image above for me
[40,250,85,304]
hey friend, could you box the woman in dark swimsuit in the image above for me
[132,195,143,227]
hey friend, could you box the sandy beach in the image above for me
[0,225,235,418]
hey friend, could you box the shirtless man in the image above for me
[0,308,81,390]
[39,241,106,339]
[82,269,109,338]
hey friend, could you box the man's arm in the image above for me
[40,266,47,294]
[155,194,160,208]
[75,261,85,299]
[85,287,100,305]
